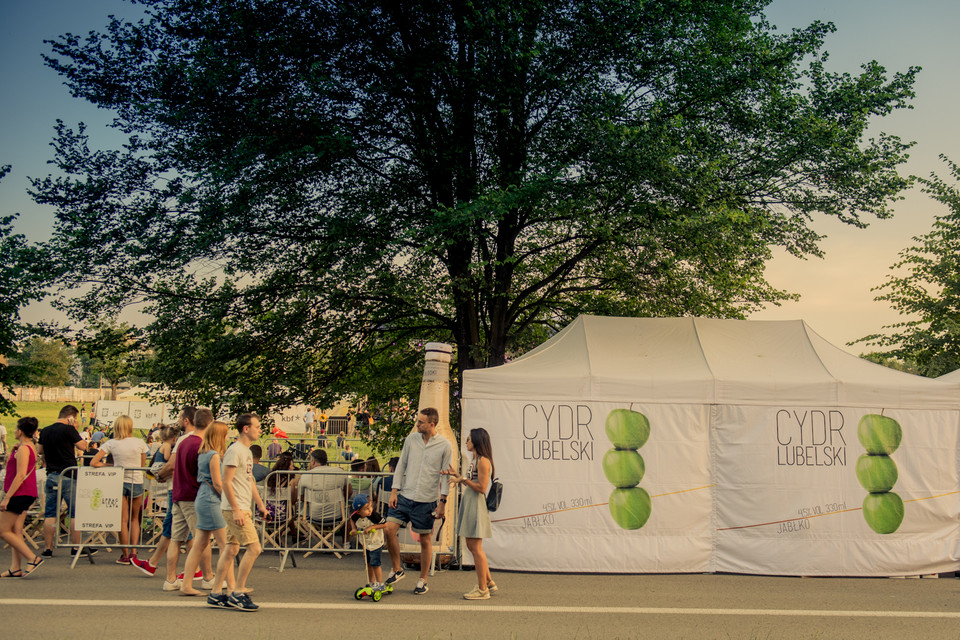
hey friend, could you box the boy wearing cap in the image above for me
[351,494,387,588]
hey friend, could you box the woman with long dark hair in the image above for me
[444,427,495,600]
[0,417,43,577]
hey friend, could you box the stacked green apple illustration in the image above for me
[856,414,904,534]
[603,408,652,530]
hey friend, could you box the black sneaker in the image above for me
[227,592,259,611]
[41,549,53,558]
[385,568,405,585]
[207,593,231,609]
[413,579,428,595]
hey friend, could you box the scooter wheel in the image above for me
[373,590,382,602]
[354,588,364,600]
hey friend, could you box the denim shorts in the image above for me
[160,492,191,540]
[122,482,144,499]
[44,472,76,518]
[386,494,437,535]
[366,546,383,567]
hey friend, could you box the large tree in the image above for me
[0,166,48,414]
[854,157,960,377]
[33,0,917,416]
[13,336,74,401]
[76,318,144,400]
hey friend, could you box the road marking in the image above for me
[2,599,960,618]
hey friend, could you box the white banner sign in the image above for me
[269,404,309,434]
[94,400,128,426]
[74,467,123,532]
[94,401,171,430]
[462,399,960,576]
[127,402,169,430]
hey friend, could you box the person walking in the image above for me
[209,414,268,611]
[444,428,496,599]
[180,421,229,597]
[0,417,44,577]
[383,407,452,595]
[164,408,214,591]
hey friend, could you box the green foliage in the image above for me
[76,318,145,400]
[859,352,919,375]
[854,157,960,377]
[13,336,74,398]
[32,0,917,429]
[0,166,49,415]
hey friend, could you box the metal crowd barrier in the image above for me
[47,465,172,561]
[261,437,373,467]
[256,468,458,573]
[25,462,451,573]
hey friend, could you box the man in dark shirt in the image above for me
[38,405,89,555]
[250,445,269,482]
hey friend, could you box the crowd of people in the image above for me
[0,404,498,605]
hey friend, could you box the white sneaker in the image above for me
[464,585,490,600]
[162,579,183,591]
[200,575,216,590]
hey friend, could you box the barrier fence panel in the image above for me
[257,469,453,573]
[261,437,376,467]
[47,465,170,563]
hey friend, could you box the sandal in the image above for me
[1,569,23,578]
[24,556,44,576]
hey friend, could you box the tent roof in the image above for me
[462,316,960,408]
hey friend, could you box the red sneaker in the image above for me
[130,557,156,577]
[177,568,203,580]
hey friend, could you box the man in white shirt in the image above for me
[208,414,268,612]
[383,407,452,595]
[299,448,350,523]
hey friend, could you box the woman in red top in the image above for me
[1,416,44,577]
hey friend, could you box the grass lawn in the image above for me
[2,401,65,451]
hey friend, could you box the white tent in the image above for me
[461,316,960,576]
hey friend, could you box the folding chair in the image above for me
[298,501,347,559]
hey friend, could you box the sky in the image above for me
[1,0,958,354]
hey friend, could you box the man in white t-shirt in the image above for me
[207,414,268,612]
[304,408,315,437]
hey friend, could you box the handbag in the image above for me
[485,477,503,512]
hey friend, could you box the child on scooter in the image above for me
[351,494,387,588]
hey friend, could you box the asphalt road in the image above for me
[3,549,960,640]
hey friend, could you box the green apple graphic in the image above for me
[855,454,899,493]
[862,491,904,534]
[857,414,902,455]
[608,487,652,530]
[602,449,646,488]
[605,408,651,450]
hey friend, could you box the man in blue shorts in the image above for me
[38,405,91,556]
[383,407,452,595]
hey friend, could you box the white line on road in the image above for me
[2,599,960,618]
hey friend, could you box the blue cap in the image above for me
[352,494,369,512]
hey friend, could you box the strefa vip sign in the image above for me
[74,467,123,532]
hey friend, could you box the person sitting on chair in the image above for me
[299,449,351,526]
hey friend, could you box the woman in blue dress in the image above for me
[180,421,229,596]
